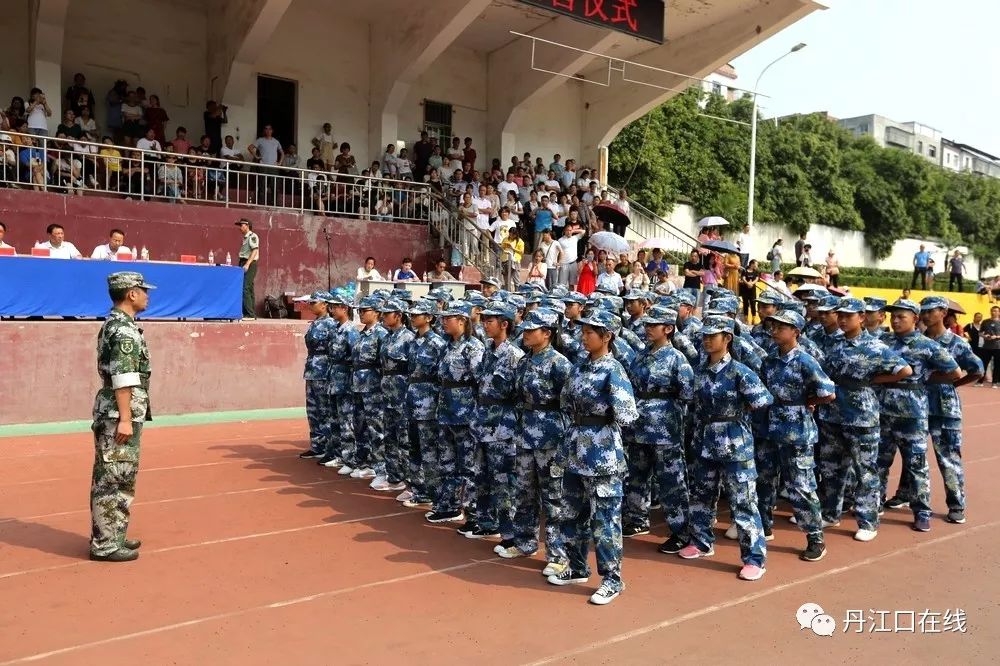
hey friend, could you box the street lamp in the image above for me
[746,42,806,228]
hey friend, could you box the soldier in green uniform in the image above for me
[89,271,154,562]
[236,218,260,318]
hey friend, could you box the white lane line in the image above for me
[0,557,497,666]
[0,509,417,581]
[521,519,999,666]
[0,479,340,525]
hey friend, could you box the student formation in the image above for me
[294,277,980,606]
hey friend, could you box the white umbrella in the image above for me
[787,266,822,278]
[589,231,630,255]
[638,238,675,250]
[697,216,730,229]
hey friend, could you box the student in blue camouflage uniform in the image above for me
[401,300,448,508]
[298,292,338,460]
[900,295,983,524]
[588,297,638,366]
[498,309,573,575]
[326,292,361,474]
[427,301,486,523]
[773,299,826,362]
[698,297,765,375]
[799,289,827,341]
[675,290,702,337]
[816,298,911,542]
[429,288,453,337]
[679,316,773,582]
[812,295,845,355]
[623,290,650,343]
[375,298,414,493]
[751,291,784,348]
[863,297,889,336]
[547,308,638,605]
[349,296,388,481]
[480,277,502,300]
[561,292,587,343]
[877,299,961,532]
[757,310,836,561]
[466,303,526,540]
[622,305,695,553]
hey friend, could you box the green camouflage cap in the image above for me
[108,271,156,290]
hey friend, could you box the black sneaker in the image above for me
[89,548,139,562]
[546,569,590,586]
[456,521,480,537]
[658,534,687,554]
[946,510,966,524]
[425,509,464,524]
[467,527,501,539]
[799,536,827,562]
[622,525,650,538]
[764,527,774,542]
[912,516,931,532]
[884,496,910,510]
[298,449,323,459]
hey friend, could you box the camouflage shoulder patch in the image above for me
[120,339,135,355]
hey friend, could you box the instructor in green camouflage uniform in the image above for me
[89,271,154,562]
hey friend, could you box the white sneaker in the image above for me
[349,468,363,478]
[338,465,354,476]
[724,524,739,540]
[788,515,797,524]
[589,583,622,605]
[541,561,568,577]
[854,528,878,542]
[321,457,343,468]
[396,489,415,502]
[356,467,376,480]
[821,518,841,528]
[369,476,390,491]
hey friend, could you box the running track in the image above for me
[1,389,998,664]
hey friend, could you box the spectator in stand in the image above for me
[446,137,464,173]
[26,88,52,137]
[135,87,149,109]
[18,136,46,189]
[381,143,398,178]
[794,232,807,266]
[427,258,456,281]
[136,127,161,152]
[356,256,383,281]
[7,97,26,125]
[768,238,783,274]
[462,137,476,170]
[824,249,840,287]
[653,269,675,295]
[645,248,669,276]
[249,125,283,204]
[391,257,419,281]
[798,243,812,268]
[0,221,14,252]
[65,73,94,118]
[740,259,760,322]
[558,218,584,286]
[981,306,1000,386]
[596,257,624,294]
[332,142,356,174]
[944,311,963,336]
[771,269,790,296]
[560,159,577,191]
[427,144,443,173]
[533,195,554,251]
[76,106,99,142]
[220,135,245,165]
[965,313,986,380]
[526,249,548,288]
[282,144,300,169]
[700,253,719,307]
[538,229,562,291]
[737,224,753,267]
[105,80,128,144]
[311,122,335,170]
[497,171,518,202]
[543,169,561,195]
[91,228,130,260]
[120,90,144,146]
[123,149,150,198]
[577,248,597,295]
[56,109,82,139]
[35,223,82,258]
[500,226,524,289]
[412,131,433,181]
[426,167,444,195]
[143,95,169,146]
[306,146,324,171]
[171,127,191,155]
[203,100,227,155]
[581,180,599,207]
[157,152,184,202]
[624,260,650,291]
[549,154,564,177]
[615,253,631,279]
[911,243,931,290]
[948,250,966,292]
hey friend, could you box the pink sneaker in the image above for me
[738,564,766,581]
[678,544,714,559]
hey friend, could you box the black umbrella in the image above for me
[592,203,631,230]
[701,239,740,254]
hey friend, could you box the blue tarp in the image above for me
[0,257,243,319]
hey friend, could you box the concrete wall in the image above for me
[510,83,585,171]
[0,1,31,99]
[0,320,308,425]
[0,190,436,306]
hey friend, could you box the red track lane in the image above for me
[1,391,998,664]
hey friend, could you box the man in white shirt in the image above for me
[91,228,131,260]
[35,223,82,259]
[560,159,577,191]
[0,221,14,252]
[136,128,162,152]
[497,172,518,202]
[557,220,584,287]
[540,230,563,291]
[356,256,383,281]
[596,258,624,294]
[737,224,754,267]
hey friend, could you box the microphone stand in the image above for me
[323,225,332,290]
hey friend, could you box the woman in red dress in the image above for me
[576,247,597,295]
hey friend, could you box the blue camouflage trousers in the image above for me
[755,436,822,536]
[382,405,408,484]
[688,456,767,566]
[918,417,965,511]
[433,425,476,513]
[816,420,881,530]
[305,380,332,455]
[350,393,384,472]
[508,447,567,563]
[474,438,515,535]
[561,471,624,592]
[408,419,439,503]
[878,416,932,521]
[330,392,356,461]
[623,442,689,539]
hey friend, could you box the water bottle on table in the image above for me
[226,252,232,266]
[208,250,215,264]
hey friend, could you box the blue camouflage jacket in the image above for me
[620,323,646,351]
[821,331,906,427]
[436,335,486,425]
[561,353,639,476]
[303,315,338,381]
[515,345,572,450]
[696,334,764,375]
[761,346,835,449]
[693,354,773,462]
[379,325,415,405]
[627,344,694,446]
[678,315,702,336]
[672,332,699,365]
[351,324,387,394]
[925,330,982,422]
[328,320,360,395]
[406,329,447,421]
[474,338,525,442]
[880,330,959,420]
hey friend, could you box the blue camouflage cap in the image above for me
[464,290,488,307]
[642,305,678,326]
[767,310,806,330]
[795,286,828,302]
[441,300,474,318]
[756,290,785,305]
[293,290,329,303]
[480,276,502,289]
[549,284,570,298]
[517,282,544,294]
[590,293,624,313]
[358,296,382,310]
[675,289,697,307]
[481,302,517,323]
[594,283,619,296]
[863,296,888,312]
[920,295,950,312]
[835,298,865,314]
[524,291,543,305]
[577,308,618,331]
[561,291,588,305]
[108,271,156,290]
[408,300,437,317]
[539,296,566,314]
[622,289,647,301]
[707,296,739,315]
[324,290,352,306]
[377,298,407,313]
[521,308,561,331]
[390,288,414,303]
[814,295,842,312]
[701,315,736,335]
[777,299,807,316]
[655,294,679,308]
[372,288,393,300]
[505,293,527,309]
[428,287,454,302]
[886,298,921,315]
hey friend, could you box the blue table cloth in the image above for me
[0,256,243,319]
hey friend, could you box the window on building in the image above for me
[928,145,937,158]
[917,140,923,154]
[423,99,454,146]
[860,122,869,133]
[711,82,722,96]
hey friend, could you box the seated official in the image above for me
[91,228,132,260]
[35,223,82,259]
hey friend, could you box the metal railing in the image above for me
[0,130,443,224]
[425,193,503,280]
[604,186,699,255]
